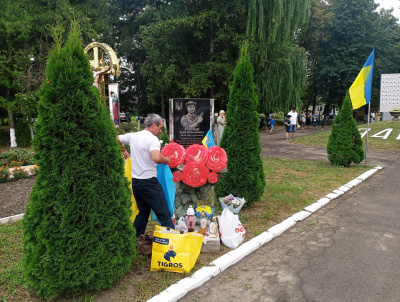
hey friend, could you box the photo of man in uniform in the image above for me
[180,101,203,130]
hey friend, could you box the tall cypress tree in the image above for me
[22,23,136,298]
[327,93,364,167]
[215,43,266,204]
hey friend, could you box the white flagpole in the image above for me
[365,102,370,164]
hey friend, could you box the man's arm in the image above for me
[150,150,170,165]
[116,136,130,159]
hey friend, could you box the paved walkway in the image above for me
[179,129,400,302]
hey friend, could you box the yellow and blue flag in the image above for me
[349,49,374,109]
[202,129,216,149]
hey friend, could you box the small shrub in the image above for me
[0,149,34,166]
[327,93,364,166]
[0,166,10,182]
[13,167,29,179]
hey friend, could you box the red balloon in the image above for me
[161,142,186,168]
[185,144,208,165]
[182,162,209,188]
[172,171,183,182]
[208,172,218,184]
[205,146,227,172]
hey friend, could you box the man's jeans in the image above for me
[132,177,175,237]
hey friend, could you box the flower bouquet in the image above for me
[161,143,227,218]
[219,194,246,214]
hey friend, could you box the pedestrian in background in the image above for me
[285,114,291,140]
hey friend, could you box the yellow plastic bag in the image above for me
[124,158,139,223]
[151,226,203,273]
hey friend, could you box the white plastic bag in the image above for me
[175,216,188,232]
[219,208,245,249]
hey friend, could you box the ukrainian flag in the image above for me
[202,129,216,149]
[349,49,374,109]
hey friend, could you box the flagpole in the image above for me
[365,102,370,165]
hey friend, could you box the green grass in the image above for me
[292,120,400,150]
[0,157,372,301]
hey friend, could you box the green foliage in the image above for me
[15,117,32,147]
[215,43,266,204]
[22,23,136,299]
[316,0,379,108]
[327,93,364,166]
[247,0,310,113]
[0,148,34,167]
[157,127,170,148]
[12,166,29,179]
[0,166,10,182]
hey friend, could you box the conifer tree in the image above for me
[215,43,266,204]
[327,93,364,167]
[22,23,136,298]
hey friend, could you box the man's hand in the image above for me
[122,150,130,159]
[117,136,130,159]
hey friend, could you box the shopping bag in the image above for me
[124,158,139,223]
[219,207,245,249]
[151,226,203,273]
[150,164,176,221]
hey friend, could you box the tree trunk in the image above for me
[8,107,17,148]
[161,96,165,119]
[6,89,17,148]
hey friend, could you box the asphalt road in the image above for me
[179,129,400,302]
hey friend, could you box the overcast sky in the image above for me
[375,0,400,21]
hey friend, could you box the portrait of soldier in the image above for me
[180,101,203,130]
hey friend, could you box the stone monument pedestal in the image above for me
[193,225,220,252]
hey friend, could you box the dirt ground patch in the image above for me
[0,177,36,218]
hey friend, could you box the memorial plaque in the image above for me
[380,73,400,112]
[170,98,214,147]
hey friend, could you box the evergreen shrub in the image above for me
[22,23,136,299]
[327,93,364,166]
[215,43,266,204]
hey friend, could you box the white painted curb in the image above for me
[289,211,311,222]
[304,202,322,213]
[267,218,296,236]
[317,197,331,207]
[0,213,24,225]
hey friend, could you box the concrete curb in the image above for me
[146,166,382,302]
[0,213,24,225]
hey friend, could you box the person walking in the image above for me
[117,114,175,237]
[268,115,276,134]
[287,107,298,139]
[217,110,226,146]
[284,114,291,140]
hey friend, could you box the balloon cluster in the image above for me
[161,143,227,188]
